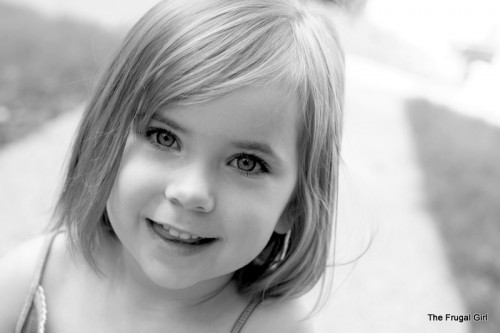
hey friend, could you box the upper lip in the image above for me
[147,218,215,239]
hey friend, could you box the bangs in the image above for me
[120,0,307,131]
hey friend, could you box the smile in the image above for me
[146,218,217,246]
[161,224,202,241]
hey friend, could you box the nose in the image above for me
[164,163,215,213]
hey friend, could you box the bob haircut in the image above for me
[54,0,344,302]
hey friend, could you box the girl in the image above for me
[0,0,344,331]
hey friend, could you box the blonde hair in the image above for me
[54,0,344,303]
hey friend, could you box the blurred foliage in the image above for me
[407,99,500,333]
[0,2,121,146]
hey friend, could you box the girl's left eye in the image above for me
[146,128,180,150]
[229,154,269,176]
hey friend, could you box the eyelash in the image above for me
[144,127,270,176]
[229,153,270,177]
[145,127,180,151]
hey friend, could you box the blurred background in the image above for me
[0,0,498,332]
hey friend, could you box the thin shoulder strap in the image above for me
[230,298,262,333]
[14,231,60,333]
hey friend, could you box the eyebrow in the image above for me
[152,113,189,134]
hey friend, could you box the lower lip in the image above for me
[146,219,217,256]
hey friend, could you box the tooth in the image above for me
[179,233,190,240]
[162,224,169,230]
[169,228,180,237]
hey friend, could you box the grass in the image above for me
[406,99,500,333]
[0,2,121,147]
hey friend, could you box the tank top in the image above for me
[14,232,261,333]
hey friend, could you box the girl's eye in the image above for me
[229,154,269,176]
[146,128,180,150]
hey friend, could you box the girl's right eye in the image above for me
[146,128,180,150]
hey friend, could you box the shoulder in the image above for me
[245,296,316,333]
[0,234,49,331]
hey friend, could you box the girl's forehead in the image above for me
[158,84,299,125]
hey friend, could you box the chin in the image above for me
[139,260,213,292]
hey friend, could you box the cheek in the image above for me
[218,184,292,256]
[221,181,289,225]
[223,207,277,264]
[107,148,164,222]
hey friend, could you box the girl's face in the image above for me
[106,85,299,292]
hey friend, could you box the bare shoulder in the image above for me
[0,234,50,330]
[245,296,315,333]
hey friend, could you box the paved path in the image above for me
[0,109,80,253]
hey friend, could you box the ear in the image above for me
[274,211,292,235]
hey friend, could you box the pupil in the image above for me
[238,157,255,171]
[159,133,173,146]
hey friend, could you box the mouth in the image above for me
[146,218,217,247]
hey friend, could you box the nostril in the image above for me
[193,204,212,213]
[167,196,182,207]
